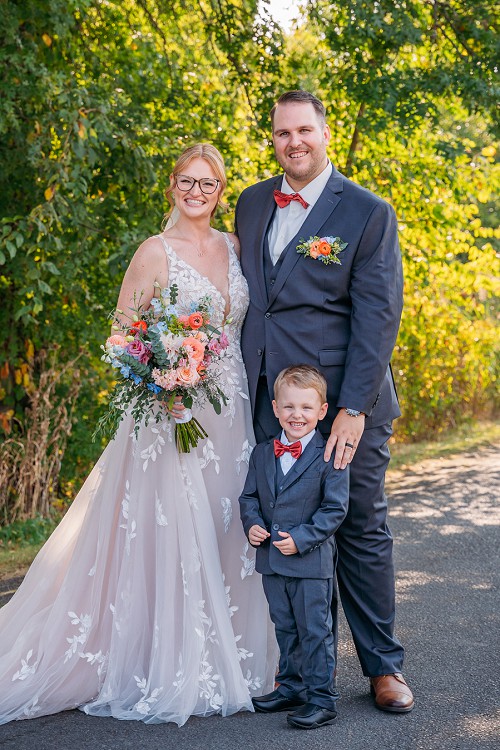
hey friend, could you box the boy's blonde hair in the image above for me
[273,365,327,404]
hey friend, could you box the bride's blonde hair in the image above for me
[164,143,229,226]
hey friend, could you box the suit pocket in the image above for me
[318,349,347,367]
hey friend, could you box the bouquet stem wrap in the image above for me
[174,410,208,453]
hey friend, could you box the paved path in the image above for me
[0,445,498,749]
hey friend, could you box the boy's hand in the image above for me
[273,531,298,555]
[249,524,270,546]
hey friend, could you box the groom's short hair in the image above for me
[270,91,326,125]
[274,364,328,404]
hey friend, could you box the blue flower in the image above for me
[120,365,131,378]
[156,321,168,333]
[130,373,143,385]
[147,383,162,394]
[150,298,162,313]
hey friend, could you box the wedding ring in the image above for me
[345,442,354,448]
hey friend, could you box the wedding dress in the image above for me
[0,234,277,726]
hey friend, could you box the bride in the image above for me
[0,143,277,726]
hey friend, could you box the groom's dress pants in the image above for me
[254,377,404,677]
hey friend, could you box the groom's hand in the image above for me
[324,410,365,469]
[249,524,270,546]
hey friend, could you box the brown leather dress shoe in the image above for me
[370,673,414,713]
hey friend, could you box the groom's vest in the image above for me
[263,221,292,299]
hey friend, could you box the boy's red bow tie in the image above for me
[274,439,302,459]
[273,189,309,209]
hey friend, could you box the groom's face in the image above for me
[272,102,330,190]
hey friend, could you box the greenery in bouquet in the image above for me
[94,284,229,452]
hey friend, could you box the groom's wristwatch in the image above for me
[344,408,363,417]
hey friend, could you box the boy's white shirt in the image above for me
[278,428,316,475]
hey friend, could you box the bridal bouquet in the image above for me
[94,283,229,452]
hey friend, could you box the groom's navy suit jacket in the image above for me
[235,167,403,434]
[239,431,349,579]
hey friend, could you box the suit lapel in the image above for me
[264,440,278,497]
[278,431,325,494]
[268,170,344,305]
[253,177,281,308]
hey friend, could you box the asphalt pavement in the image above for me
[0,444,498,750]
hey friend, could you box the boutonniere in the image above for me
[296,235,348,265]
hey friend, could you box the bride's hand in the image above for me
[166,395,186,420]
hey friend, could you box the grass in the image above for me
[388,418,500,471]
[0,419,498,580]
[0,544,44,579]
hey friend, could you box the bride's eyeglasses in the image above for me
[175,175,220,195]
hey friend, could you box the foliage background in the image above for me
[0,0,498,521]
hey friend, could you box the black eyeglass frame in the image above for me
[174,174,221,195]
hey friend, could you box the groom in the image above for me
[235,90,414,712]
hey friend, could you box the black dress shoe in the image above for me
[287,702,337,729]
[252,688,306,713]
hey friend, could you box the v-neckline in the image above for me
[159,234,232,320]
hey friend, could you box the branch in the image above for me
[344,102,365,176]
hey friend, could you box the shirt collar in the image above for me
[280,161,332,206]
[280,428,317,452]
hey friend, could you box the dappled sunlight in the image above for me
[388,446,500,531]
[396,571,445,590]
[460,709,500,740]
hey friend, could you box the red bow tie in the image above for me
[273,189,309,209]
[274,439,302,459]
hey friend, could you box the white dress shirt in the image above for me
[268,161,333,265]
[278,428,316,475]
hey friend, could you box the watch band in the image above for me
[344,408,362,417]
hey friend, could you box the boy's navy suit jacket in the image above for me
[239,430,349,578]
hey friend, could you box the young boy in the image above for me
[239,365,349,729]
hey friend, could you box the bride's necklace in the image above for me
[177,228,210,258]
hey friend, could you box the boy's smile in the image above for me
[272,383,328,443]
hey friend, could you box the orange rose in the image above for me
[188,312,204,329]
[129,320,147,335]
[182,336,205,361]
[176,366,200,386]
[309,240,321,259]
[318,240,331,256]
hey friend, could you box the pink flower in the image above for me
[219,332,229,349]
[106,334,128,349]
[126,338,152,364]
[152,368,178,390]
[176,366,200,386]
[181,337,205,362]
[208,339,223,356]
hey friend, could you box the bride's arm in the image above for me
[114,236,167,329]
[227,232,240,260]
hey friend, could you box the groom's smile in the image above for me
[271,101,331,191]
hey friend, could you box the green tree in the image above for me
[281,0,499,437]
[0,0,284,519]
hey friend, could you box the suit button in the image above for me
[272,523,279,531]
[265,312,271,319]
[279,485,283,491]
[257,349,263,356]
[270,279,275,286]
[270,502,274,508]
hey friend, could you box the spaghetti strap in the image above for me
[223,232,235,254]
[155,233,170,257]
